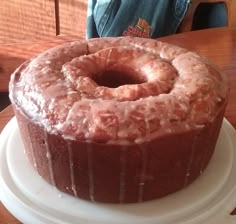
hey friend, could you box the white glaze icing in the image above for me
[9,37,229,144]
[68,142,77,197]
[44,131,55,186]
[87,144,95,202]
[184,135,198,187]
[138,145,148,202]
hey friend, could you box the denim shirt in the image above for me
[87,0,190,39]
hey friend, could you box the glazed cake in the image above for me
[9,37,229,203]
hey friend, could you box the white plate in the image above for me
[0,117,236,224]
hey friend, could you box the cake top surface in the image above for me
[9,37,229,144]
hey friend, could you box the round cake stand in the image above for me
[1,117,236,224]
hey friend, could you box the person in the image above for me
[86,0,228,39]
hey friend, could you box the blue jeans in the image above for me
[86,0,227,39]
[86,0,190,39]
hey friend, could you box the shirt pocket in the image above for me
[94,0,121,36]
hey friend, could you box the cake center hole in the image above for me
[93,67,146,88]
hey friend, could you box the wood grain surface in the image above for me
[59,0,87,38]
[0,0,56,44]
[0,0,235,45]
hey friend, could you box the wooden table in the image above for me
[0,27,236,223]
